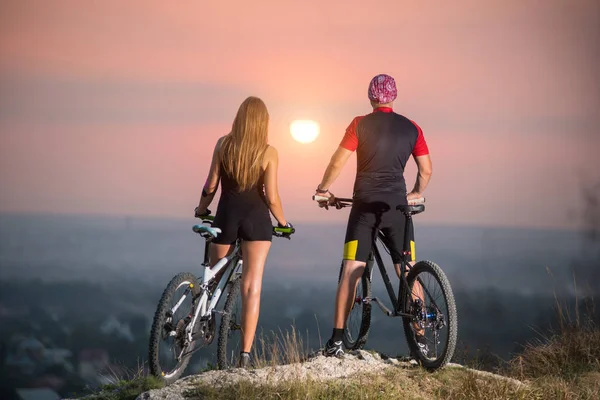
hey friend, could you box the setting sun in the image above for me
[290,120,320,144]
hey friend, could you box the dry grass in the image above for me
[82,375,164,400]
[507,274,600,381]
[195,367,443,400]
[78,360,164,400]
[194,363,600,400]
[249,325,312,368]
[508,320,600,380]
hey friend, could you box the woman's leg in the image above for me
[209,243,234,267]
[239,240,271,353]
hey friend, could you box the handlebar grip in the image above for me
[408,197,426,205]
[312,195,330,202]
[273,226,295,234]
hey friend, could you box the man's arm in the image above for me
[316,146,353,195]
[407,154,432,202]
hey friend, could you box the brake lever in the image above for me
[317,201,329,210]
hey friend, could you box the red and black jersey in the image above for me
[339,107,429,200]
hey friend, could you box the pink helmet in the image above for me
[368,74,397,104]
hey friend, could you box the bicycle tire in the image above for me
[216,276,242,369]
[402,260,457,371]
[339,262,372,350]
[149,272,201,385]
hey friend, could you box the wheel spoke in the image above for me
[403,261,457,371]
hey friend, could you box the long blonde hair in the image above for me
[220,96,269,192]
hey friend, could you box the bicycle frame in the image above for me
[369,227,442,322]
[366,230,415,319]
[171,218,244,346]
[187,245,242,341]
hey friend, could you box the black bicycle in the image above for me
[313,195,457,371]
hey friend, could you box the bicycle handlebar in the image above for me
[312,195,425,210]
[194,208,295,239]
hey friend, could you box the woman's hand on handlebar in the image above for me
[194,207,211,218]
[273,221,295,239]
[278,221,294,230]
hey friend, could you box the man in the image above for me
[314,73,433,357]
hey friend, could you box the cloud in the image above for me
[0,75,251,125]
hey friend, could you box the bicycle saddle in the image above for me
[396,204,425,215]
[193,225,222,238]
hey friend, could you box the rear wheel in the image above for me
[149,272,202,384]
[217,276,242,369]
[340,262,372,350]
[403,260,457,371]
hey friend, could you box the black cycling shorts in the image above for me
[212,207,272,245]
[343,195,415,264]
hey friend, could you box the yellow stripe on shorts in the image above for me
[410,240,416,262]
[343,240,358,260]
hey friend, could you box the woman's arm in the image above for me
[263,146,287,226]
[195,137,224,216]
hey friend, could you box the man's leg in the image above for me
[324,259,366,357]
[394,261,424,336]
[325,202,374,357]
[334,260,366,329]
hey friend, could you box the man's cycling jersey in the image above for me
[339,107,429,263]
[339,107,429,201]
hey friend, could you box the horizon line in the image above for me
[0,210,584,234]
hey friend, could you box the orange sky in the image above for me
[0,0,599,229]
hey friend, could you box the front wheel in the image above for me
[339,262,372,350]
[402,260,458,371]
[149,272,201,385]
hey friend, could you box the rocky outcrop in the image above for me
[136,350,415,400]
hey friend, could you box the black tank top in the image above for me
[218,162,269,211]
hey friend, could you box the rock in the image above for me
[125,352,524,399]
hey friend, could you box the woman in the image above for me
[194,96,291,368]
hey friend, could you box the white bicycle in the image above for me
[148,211,294,384]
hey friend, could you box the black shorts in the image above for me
[212,205,272,245]
[343,195,415,264]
